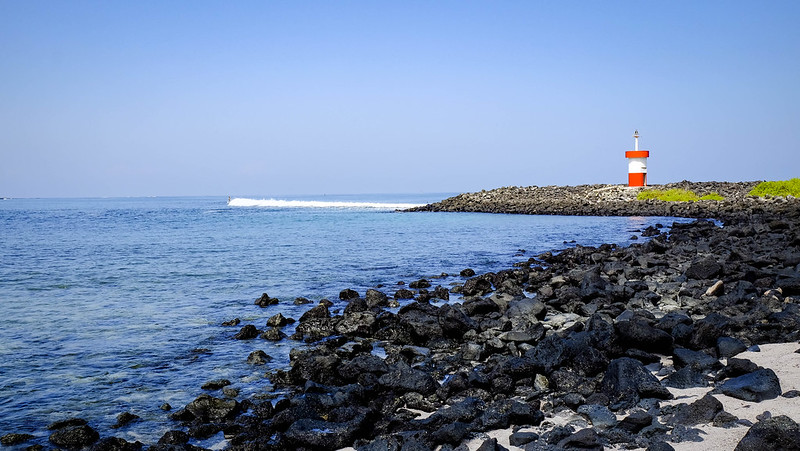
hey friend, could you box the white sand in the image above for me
[461,342,800,451]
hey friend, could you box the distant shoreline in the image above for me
[406,180,799,221]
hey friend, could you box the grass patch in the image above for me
[700,192,724,201]
[637,188,700,202]
[748,178,800,197]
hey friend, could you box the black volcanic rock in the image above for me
[717,369,782,402]
[735,415,800,451]
[601,357,672,410]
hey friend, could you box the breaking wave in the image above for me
[227,198,425,210]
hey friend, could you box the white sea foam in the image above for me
[227,197,424,210]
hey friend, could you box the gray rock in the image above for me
[577,404,618,429]
[718,369,782,402]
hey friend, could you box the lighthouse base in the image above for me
[628,173,647,187]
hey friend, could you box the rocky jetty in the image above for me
[407,181,800,221]
[8,186,799,450]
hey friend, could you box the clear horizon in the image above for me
[2,2,798,198]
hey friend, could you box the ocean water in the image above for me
[0,194,684,446]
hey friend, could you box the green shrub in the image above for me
[637,188,700,202]
[748,178,800,197]
[699,192,724,201]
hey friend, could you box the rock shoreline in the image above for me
[5,185,800,451]
[405,181,799,221]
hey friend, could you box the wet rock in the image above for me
[255,292,278,307]
[47,418,88,430]
[365,289,389,308]
[266,312,289,327]
[49,425,99,449]
[460,268,476,277]
[184,394,239,422]
[735,415,800,451]
[1,433,35,446]
[221,318,240,326]
[247,350,272,365]
[261,327,288,341]
[394,288,415,299]
[717,369,782,402]
[340,288,360,300]
[201,379,231,390]
[409,279,431,289]
[110,412,140,429]
[600,357,672,410]
[233,324,259,340]
[462,274,495,296]
[91,437,143,451]
[335,311,377,335]
[158,430,190,445]
[299,303,330,322]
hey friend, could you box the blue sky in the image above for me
[1,1,798,198]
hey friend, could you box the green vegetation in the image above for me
[637,188,700,202]
[748,178,800,197]
[637,188,725,202]
[700,192,724,201]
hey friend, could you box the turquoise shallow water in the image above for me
[0,194,684,445]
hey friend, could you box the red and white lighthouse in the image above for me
[625,129,649,187]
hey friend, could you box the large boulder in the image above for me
[615,320,674,354]
[600,357,672,410]
[49,425,100,449]
[685,258,723,280]
[438,303,478,338]
[717,369,782,402]
[378,365,439,395]
[184,394,239,422]
[735,415,800,451]
[668,393,723,425]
